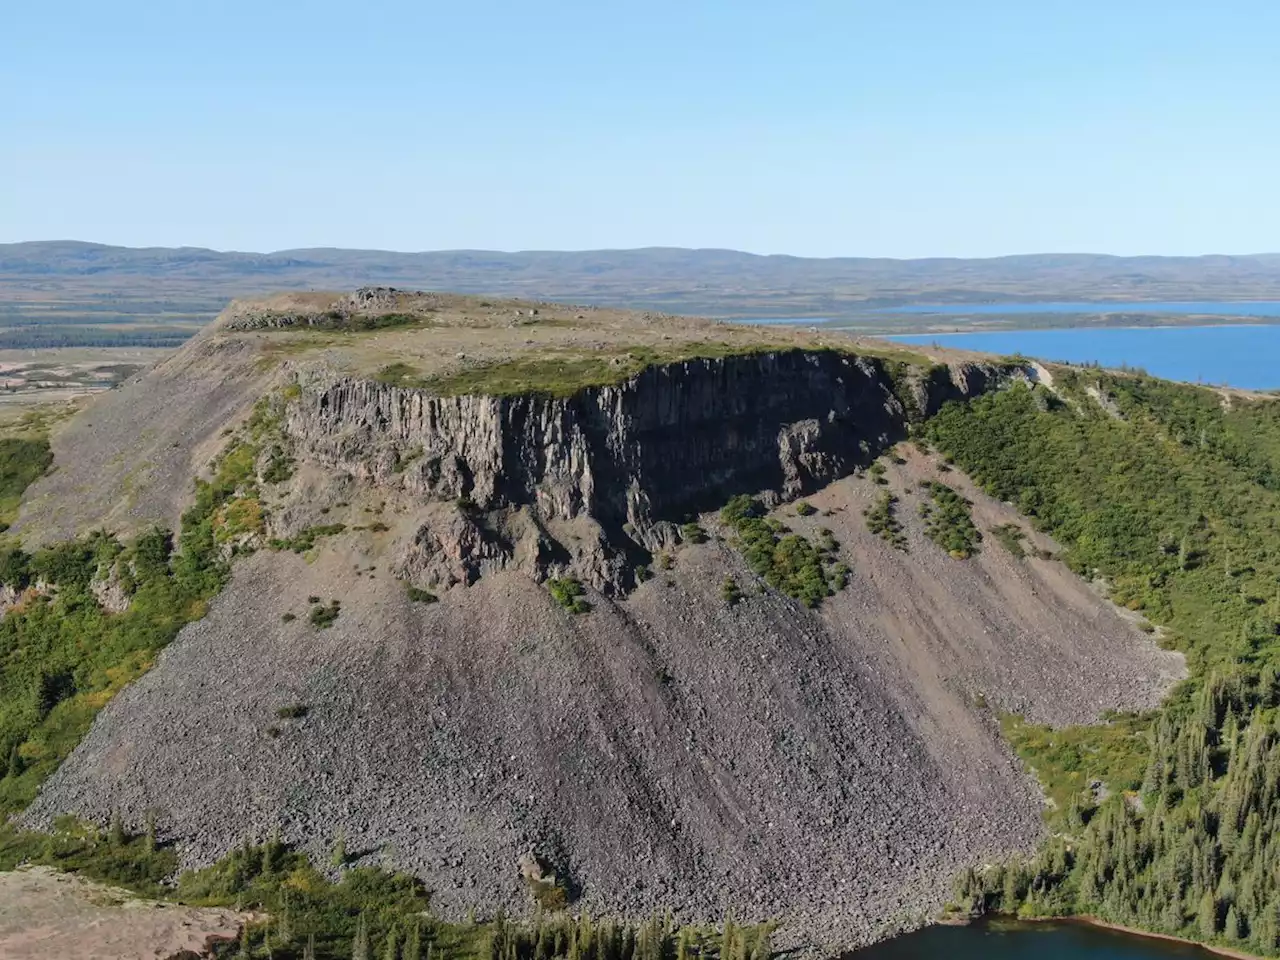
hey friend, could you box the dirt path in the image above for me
[0,866,246,960]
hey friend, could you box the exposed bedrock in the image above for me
[283,351,1022,591]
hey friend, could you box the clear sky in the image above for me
[4,1,1278,258]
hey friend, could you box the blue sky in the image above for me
[4,1,1278,257]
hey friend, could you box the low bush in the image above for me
[547,577,591,614]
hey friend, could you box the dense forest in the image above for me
[928,370,1280,955]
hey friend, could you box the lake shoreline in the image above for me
[1026,914,1264,960]
[887,320,1280,337]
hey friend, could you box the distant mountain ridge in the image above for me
[6,241,1280,316]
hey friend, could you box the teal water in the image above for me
[852,920,1221,959]
[888,325,1280,390]
[880,301,1280,317]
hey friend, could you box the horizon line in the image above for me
[3,239,1280,263]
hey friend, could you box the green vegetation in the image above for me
[0,393,293,812]
[308,600,341,629]
[918,481,981,559]
[524,873,570,911]
[864,491,906,549]
[991,522,1027,557]
[314,311,433,332]
[262,444,295,484]
[794,501,817,517]
[680,522,709,545]
[0,436,53,528]
[999,712,1152,815]
[381,344,930,399]
[0,815,768,960]
[375,362,425,389]
[547,577,591,614]
[720,495,847,608]
[405,585,438,604]
[269,524,346,554]
[927,375,1280,955]
[275,703,309,720]
[721,576,743,606]
[409,344,784,398]
[867,461,888,485]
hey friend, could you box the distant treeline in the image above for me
[0,327,194,349]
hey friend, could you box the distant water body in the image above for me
[851,920,1222,959]
[879,301,1280,317]
[886,325,1280,390]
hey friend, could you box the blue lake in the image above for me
[879,301,1280,316]
[887,325,1280,390]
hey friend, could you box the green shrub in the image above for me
[864,492,907,549]
[275,703,309,720]
[308,600,340,628]
[719,495,846,608]
[919,481,981,559]
[680,522,708,544]
[0,437,52,525]
[547,577,591,614]
[268,524,346,554]
[261,445,294,484]
[794,501,817,517]
[722,577,743,605]
[406,585,438,604]
[991,523,1027,557]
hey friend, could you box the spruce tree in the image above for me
[6,743,23,779]
[1225,906,1242,941]
[403,923,421,960]
[383,924,400,960]
[352,913,370,960]
[1199,891,1219,940]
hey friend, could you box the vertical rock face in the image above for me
[283,350,1019,589]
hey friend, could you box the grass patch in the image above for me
[1001,713,1152,825]
[403,343,933,399]
[275,703,309,720]
[375,362,424,388]
[0,437,53,528]
[680,522,709,544]
[269,524,346,554]
[405,585,438,604]
[991,522,1027,557]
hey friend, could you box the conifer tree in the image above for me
[403,923,421,960]
[1199,891,1219,940]
[6,743,23,779]
[352,913,371,960]
[1225,906,1242,942]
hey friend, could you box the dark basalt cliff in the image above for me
[282,350,1024,591]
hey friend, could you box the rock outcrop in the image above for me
[282,350,1023,591]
